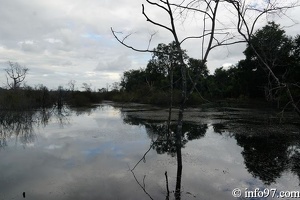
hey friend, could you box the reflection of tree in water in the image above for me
[72,105,101,116]
[122,113,207,156]
[213,123,300,185]
[151,123,208,156]
[234,132,300,185]
[212,123,227,134]
[0,106,73,148]
[290,149,300,185]
[122,112,206,200]
[235,134,290,185]
[0,111,36,148]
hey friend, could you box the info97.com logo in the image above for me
[232,188,300,199]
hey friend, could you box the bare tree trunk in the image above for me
[174,54,187,199]
[165,171,170,200]
[175,141,182,200]
[286,84,300,116]
[167,65,173,138]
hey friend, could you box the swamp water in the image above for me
[0,102,300,200]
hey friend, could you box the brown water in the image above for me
[0,103,299,199]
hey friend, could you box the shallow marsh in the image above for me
[0,102,299,199]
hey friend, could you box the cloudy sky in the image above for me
[0,0,299,90]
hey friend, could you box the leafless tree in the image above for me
[4,61,29,90]
[82,82,92,92]
[111,1,242,198]
[67,80,76,92]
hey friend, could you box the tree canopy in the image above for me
[117,22,300,108]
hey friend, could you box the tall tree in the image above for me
[225,0,300,117]
[242,22,300,111]
[111,0,299,198]
[120,69,147,92]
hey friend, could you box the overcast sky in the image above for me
[0,0,299,90]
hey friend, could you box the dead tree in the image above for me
[4,61,29,90]
[111,0,299,198]
[112,1,239,199]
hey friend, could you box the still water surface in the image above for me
[0,103,299,199]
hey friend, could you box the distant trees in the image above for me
[118,42,209,105]
[4,61,29,90]
[116,22,300,112]
[0,62,107,110]
[82,82,92,92]
[67,80,76,92]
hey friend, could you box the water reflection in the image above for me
[0,106,72,148]
[122,113,208,156]
[291,151,300,185]
[236,133,300,185]
[121,111,209,199]
[213,123,300,186]
[1,104,299,199]
[122,109,300,199]
[0,111,35,148]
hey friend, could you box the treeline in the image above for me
[106,22,300,108]
[1,61,106,110]
[0,85,104,110]
[1,22,299,110]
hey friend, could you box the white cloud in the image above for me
[45,38,63,44]
[95,54,132,72]
[0,0,299,89]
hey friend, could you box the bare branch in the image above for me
[142,4,173,33]
[130,169,154,200]
[4,61,29,90]
[111,27,154,53]
[169,0,213,19]
[130,136,160,171]
[147,31,158,50]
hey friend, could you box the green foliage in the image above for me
[66,91,103,107]
[242,22,300,105]
[67,91,92,107]
[0,87,53,110]
[3,22,298,109]
[200,22,299,106]
[115,23,300,107]
[0,87,104,110]
[117,41,210,105]
[244,22,294,81]
[120,69,147,92]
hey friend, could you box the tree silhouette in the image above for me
[4,61,29,90]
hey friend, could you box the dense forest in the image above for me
[1,22,299,111]
[108,22,300,108]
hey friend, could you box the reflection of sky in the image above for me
[83,142,125,160]
[0,104,299,199]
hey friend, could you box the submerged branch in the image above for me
[130,137,160,171]
[130,169,154,200]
